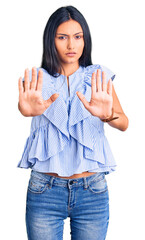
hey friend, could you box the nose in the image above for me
[67,38,74,50]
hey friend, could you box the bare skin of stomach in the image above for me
[43,171,97,179]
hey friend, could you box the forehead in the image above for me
[56,19,83,34]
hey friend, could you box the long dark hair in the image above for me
[41,5,93,77]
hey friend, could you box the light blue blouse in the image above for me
[17,64,117,176]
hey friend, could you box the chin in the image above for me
[66,58,79,64]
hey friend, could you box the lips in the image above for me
[66,52,76,56]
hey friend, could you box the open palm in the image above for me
[18,67,59,117]
[76,69,113,119]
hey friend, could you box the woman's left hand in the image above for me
[76,69,113,119]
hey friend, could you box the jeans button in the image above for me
[69,180,73,185]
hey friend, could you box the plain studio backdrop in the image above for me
[0,0,144,239]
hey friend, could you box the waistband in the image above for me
[30,170,105,189]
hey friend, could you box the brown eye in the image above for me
[75,35,83,40]
[75,35,81,39]
[58,36,67,40]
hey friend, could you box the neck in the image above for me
[60,62,80,77]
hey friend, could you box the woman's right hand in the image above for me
[18,67,59,117]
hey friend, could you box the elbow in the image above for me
[121,116,129,132]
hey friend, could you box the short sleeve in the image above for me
[100,65,116,82]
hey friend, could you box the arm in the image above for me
[106,84,129,131]
[76,69,129,132]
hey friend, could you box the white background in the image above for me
[0,0,145,239]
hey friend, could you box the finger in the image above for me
[30,67,37,90]
[107,79,113,96]
[18,77,24,94]
[91,72,96,97]
[36,69,43,91]
[76,91,90,110]
[45,93,59,108]
[102,71,107,92]
[24,68,30,91]
[96,69,102,92]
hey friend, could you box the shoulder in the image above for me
[22,67,54,86]
[84,64,100,74]
[99,64,116,81]
[84,64,116,82]
[37,67,54,84]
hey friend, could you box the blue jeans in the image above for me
[26,170,109,240]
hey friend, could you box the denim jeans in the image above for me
[26,170,109,240]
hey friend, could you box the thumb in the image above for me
[76,91,89,110]
[44,93,59,108]
[50,93,59,102]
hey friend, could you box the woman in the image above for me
[18,5,128,240]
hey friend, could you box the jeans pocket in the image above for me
[28,176,49,194]
[88,173,108,194]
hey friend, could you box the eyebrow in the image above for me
[56,32,83,36]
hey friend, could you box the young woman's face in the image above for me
[55,19,84,67]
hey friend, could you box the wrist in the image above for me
[100,108,119,122]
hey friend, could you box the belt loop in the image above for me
[83,177,88,190]
[49,176,55,189]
